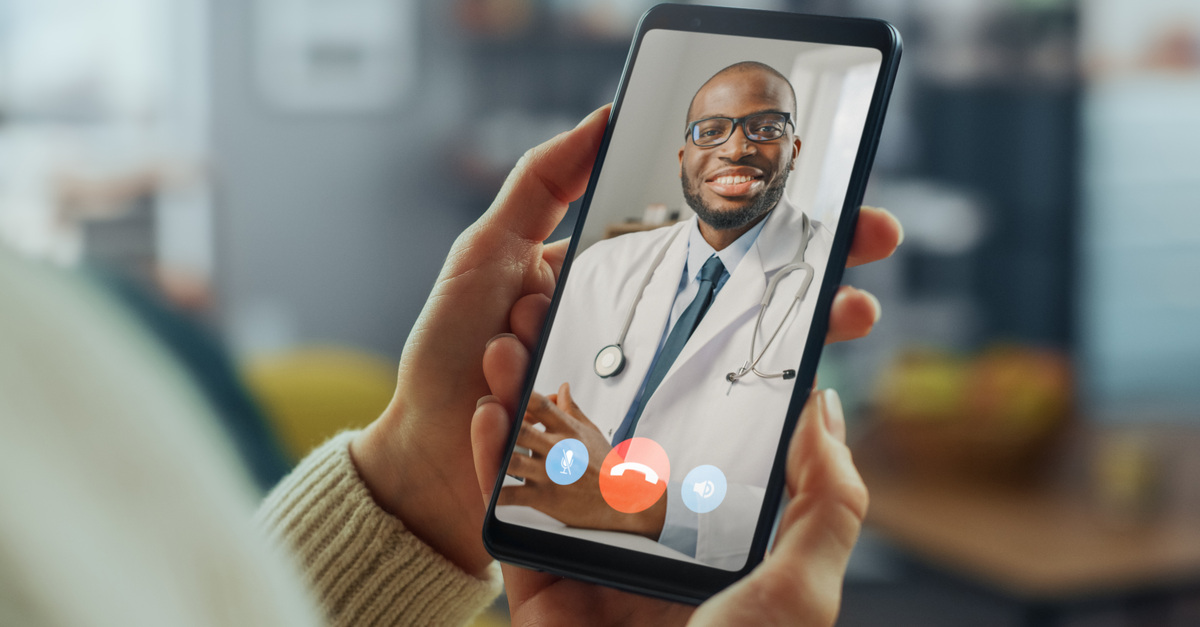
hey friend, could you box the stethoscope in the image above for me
[593,214,813,384]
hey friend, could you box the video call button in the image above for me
[681,465,727,514]
[545,438,588,486]
[599,437,670,514]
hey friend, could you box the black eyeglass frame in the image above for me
[685,111,795,147]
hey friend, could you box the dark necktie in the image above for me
[611,255,727,445]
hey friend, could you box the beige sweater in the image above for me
[257,433,501,625]
[0,249,499,626]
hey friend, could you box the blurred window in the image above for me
[1081,0,1200,419]
[0,0,211,277]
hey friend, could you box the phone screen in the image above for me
[495,27,885,572]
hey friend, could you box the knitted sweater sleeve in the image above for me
[255,432,502,626]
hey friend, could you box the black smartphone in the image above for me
[483,3,901,603]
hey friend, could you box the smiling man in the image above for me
[498,61,840,569]
[680,61,803,249]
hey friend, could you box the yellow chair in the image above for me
[242,346,396,463]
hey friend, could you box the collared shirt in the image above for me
[620,215,769,557]
[622,215,768,427]
[668,216,768,332]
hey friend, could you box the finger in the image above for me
[497,564,564,616]
[505,451,544,483]
[779,389,867,540]
[517,421,554,455]
[846,206,903,268]
[510,293,552,350]
[725,389,863,627]
[786,392,823,499]
[497,484,543,508]
[823,388,847,444]
[785,390,850,495]
[484,105,611,244]
[543,238,571,282]
[524,390,572,432]
[557,383,598,428]
[483,333,532,415]
[823,286,881,345]
[471,398,513,503]
[556,382,575,413]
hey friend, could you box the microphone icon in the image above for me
[561,450,575,475]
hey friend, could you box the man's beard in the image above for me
[681,163,791,231]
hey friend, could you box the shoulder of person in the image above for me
[810,218,835,240]
[573,222,686,269]
[810,219,836,252]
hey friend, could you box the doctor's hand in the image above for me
[474,334,865,626]
[501,384,667,539]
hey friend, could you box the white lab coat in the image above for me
[532,196,834,570]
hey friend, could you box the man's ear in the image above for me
[678,146,685,176]
[790,138,802,169]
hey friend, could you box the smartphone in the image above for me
[483,3,901,603]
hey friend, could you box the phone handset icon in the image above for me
[609,461,659,484]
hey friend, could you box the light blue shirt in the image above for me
[624,216,768,557]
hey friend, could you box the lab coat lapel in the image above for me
[618,220,691,392]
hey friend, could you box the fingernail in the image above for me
[477,395,499,409]
[863,289,882,323]
[822,389,844,434]
[485,333,518,350]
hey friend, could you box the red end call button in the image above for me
[599,437,670,514]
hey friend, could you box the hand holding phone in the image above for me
[480,4,900,602]
[347,13,900,619]
[476,351,864,625]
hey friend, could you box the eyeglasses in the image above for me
[686,111,793,147]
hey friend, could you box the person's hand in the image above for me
[688,390,864,626]
[474,333,864,625]
[471,185,897,624]
[501,384,667,538]
[349,99,901,578]
[349,105,612,575]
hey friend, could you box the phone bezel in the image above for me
[482,3,902,604]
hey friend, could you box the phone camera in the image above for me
[691,17,701,27]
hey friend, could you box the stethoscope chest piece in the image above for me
[594,344,626,378]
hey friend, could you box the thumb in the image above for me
[766,389,866,623]
[690,390,866,627]
[483,105,610,243]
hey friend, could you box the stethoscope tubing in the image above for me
[726,258,812,382]
[594,213,813,383]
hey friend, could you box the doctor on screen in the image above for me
[501,61,835,570]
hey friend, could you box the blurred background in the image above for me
[0,0,1197,624]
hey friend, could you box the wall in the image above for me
[577,30,879,250]
[209,0,475,359]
